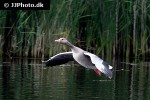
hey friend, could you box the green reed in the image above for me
[0,0,149,60]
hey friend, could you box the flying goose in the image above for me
[42,38,113,79]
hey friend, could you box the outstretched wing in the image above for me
[84,52,113,78]
[42,52,74,66]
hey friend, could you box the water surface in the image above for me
[0,58,149,100]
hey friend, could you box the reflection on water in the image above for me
[0,58,150,100]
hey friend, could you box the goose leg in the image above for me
[94,69,101,76]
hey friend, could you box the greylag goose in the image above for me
[42,38,113,79]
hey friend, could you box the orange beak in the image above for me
[55,39,60,43]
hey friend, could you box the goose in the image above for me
[42,38,113,79]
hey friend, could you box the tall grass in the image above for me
[0,0,150,61]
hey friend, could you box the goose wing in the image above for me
[84,52,113,78]
[42,52,74,66]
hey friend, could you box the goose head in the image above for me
[55,38,73,48]
[55,38,68,44]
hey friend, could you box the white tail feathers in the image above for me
[109,65,113,69]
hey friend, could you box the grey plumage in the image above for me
[42,38,113,79]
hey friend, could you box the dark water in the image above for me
[0,58,150,100]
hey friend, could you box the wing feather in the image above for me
[42,52,74,66]
[84,52,113,78]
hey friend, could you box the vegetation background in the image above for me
[0,0,150,61]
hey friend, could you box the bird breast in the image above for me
[73,52,96,69]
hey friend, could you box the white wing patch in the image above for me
[84,52,104,70]
[84,52,113,78]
